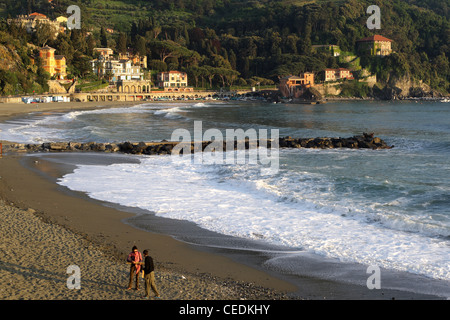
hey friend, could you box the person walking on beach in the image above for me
[127,246,143,290]
[141,249,160,299]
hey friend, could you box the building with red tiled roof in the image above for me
[7,12,61,37]
[357,35,393,43]
[29,12,48,19]
[356,34,393,56]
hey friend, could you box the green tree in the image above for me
[71,52,91,78]
[229,49,237,70]
[33,21,54,47]
[135,35,147,57]
[183,25,190,46]
[117,32,127,54]
[100,27,108,48]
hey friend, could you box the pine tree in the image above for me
[117,32,127,54]
[135,36,147,57]
[183,25,190,46]
[100,27,108,48]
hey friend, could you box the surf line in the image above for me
[171,120,280,175]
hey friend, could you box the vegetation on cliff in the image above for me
[0,0,448,96]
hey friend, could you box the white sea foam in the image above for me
[0,104,152,143]
[153,102,211,119]
[0,114,68,143]
[58,103,171,121]
[153,107,186,119]
[57,154,450,281]
[0,103,209,143]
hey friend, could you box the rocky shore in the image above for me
[3,133,393,155]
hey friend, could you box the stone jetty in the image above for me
[2,133,393,155]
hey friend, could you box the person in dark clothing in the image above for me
[141,249,160,299]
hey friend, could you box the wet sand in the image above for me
[0,100,446,303]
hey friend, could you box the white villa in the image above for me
[91,56,143,83]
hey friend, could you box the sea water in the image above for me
[1,100,449,295]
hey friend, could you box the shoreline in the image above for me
[0,100,299,300]
[0,153,296,300]
[2,152,446,300]
[0,100,182,122]
[0,101,447,300]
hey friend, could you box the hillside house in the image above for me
[7,13,61,38]
[279,73,315,98]
[93,48,114,57]
[119,51,148,69]
[356,35,393,57]
[38,46,67,80]
[323,68,354,82]
[91,56,143,83]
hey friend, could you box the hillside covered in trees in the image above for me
[0,0,449,96]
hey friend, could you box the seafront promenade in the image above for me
[76,91,227,102]
[0,88,271,104]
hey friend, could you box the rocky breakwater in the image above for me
[278,133,393,150]
[3,133,393,155]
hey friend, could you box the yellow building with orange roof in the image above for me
[39,46,67,80]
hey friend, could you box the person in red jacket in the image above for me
[126,246,142,290]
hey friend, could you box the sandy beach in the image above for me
[0,100,446,303]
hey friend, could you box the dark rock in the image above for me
[42,142,51,150]
[331,138,343,148]
[144,146,157,155]
[105,143,119,152]
[131,142,147,154]
[120,141,134,153]
[342,138,358,148]
[279,138,288,148]
[92,143,106,152]
[306,139,318,148]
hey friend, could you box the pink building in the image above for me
[324,68,354,82]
